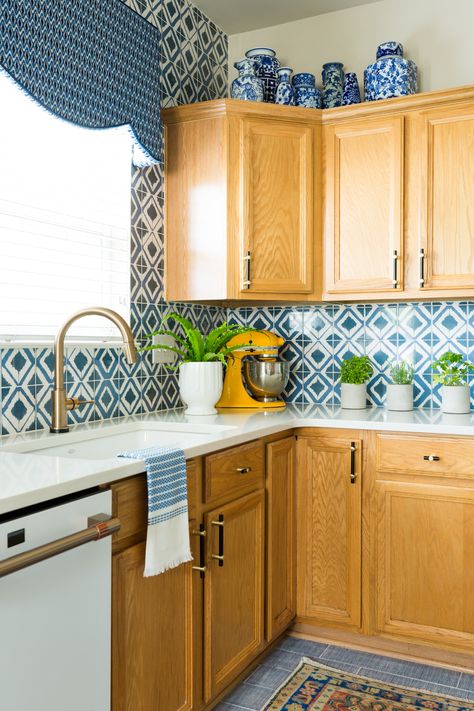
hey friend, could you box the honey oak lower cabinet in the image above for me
[374,434,474,654]
[296,433,362,629]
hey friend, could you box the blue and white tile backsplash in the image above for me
[0,0,227,435]
[227,301,474,411]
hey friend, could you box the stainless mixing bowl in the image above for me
[243,358,290,402]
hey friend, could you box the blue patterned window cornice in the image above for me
[0,0,161,165]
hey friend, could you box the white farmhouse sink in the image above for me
[3,422,237,460]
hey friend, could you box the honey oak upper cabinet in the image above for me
[415,103,474,292]
[162,100,321,302]
[323,115,404,298]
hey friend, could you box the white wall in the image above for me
[229,0,474,95]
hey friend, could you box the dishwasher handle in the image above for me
[0,514,120,579]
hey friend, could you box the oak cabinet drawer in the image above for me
[376,434,474,478]
[111,460,198,551]
[204,440,264,504]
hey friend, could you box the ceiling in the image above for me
[192,0,382,34]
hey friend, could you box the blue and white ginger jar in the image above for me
[292,72,321,109]
[245,47,280,103]
[342,72,361,105]
[322,62,344,108]
[231,59,264,102]
[364,42,418,101]
[275,67,295,106]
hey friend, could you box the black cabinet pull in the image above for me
[211,514,224,566]
[192,524,206,578]
[423,455,440,462]
[419,248,425,287]
[350,442,357,484]
[392,249,398,289]
[242,251,251,290]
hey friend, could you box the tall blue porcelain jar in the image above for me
[342,72,361,105]
[322,62,344,107]
[292,72,322,108]
[231,59,264,102]
[275,67,295,106]
[364,42,418,101]
[245,47,280,103]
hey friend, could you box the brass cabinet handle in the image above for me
[392,249,399,288]
[0,515,120,579]
[423,455,440,462]
[350,442,357,484]
[236,466,252,474]
[211,515,224,566]
[192,524,206,577]
[242,250,251,290]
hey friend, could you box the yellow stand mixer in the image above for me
[216,330,289,409]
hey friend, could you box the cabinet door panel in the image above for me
[419,105,474,290]
[297,437,362,627]
[240,118,314,294]
[376,480,474,651]
[112,542,194,711]
[324,116,404,296]
[266,436,296,641]
[204,491,265,701]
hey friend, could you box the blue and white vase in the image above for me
[245,47,280,103]
[342,72,361,105]
[364,42,418,101]
[231,59,264,102]
[322,62,344,108]
[292,72,322,109]
[275,67,295,106]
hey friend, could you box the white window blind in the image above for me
[0,72,132,340]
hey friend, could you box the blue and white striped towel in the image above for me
[118,446,192,577]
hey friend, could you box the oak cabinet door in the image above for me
[239,117,314,295]
[266,436,296,641]
[297,436,362,628]
[376,479,474,652]
[203,491,265,701]
[417,104,474,291]
[324,116,404,297]
[112,542,195,711]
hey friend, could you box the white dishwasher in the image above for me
[0,488,117,711]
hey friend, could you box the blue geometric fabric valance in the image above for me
[0,0,161,165]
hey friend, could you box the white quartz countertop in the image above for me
[1,404,474,515]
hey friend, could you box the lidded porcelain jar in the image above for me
[231,58,264,102]
[245,47,280,102]
[275,67,295,106]
[364,41,418,101]
[292,72,321,109]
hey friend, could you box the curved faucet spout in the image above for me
[51,307,137,433]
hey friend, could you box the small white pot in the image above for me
[341,383,367,410]
[179,362,224,416]
[386,383,413,411]
[441,384,471,414]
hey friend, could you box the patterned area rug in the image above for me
[262,658,474,710]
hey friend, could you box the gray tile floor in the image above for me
[216,635,474,710]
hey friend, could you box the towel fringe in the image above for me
[143,551,194,578]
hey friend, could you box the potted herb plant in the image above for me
[339,355,373,409]
[432,351,474,414]
[142,314,255,415]
[386,360,414,411]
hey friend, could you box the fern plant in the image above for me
[389,360,414,385]
[140,313,257,368]
[432,351,474,386]
[339,355,373,385]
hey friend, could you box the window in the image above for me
[0,72,132,340]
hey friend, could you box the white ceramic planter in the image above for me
[341,383,367,410]
[386,383,413,411]
[441,384,471,414]
[178,361,224,416]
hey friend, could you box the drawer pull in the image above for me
[423,455,440,462]
[236,466,252,474]
[211,515,224,567]
[192,524,206,577]
[350,442,357,484]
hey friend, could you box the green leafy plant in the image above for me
[431,350,474,386]
[339,355,373,385]
[140,313,258,368]
[389,360,414,385]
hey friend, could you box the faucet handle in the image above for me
[67,397,95,411]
